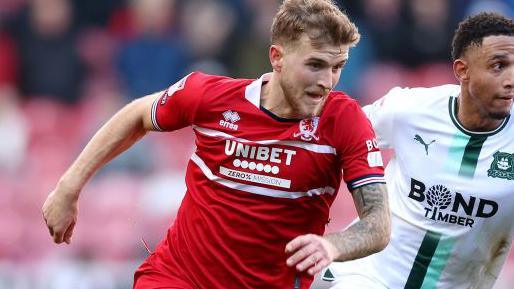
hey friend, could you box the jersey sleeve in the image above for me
[362,86,407,149]
[151,72,205,131]
[338,102,386,192]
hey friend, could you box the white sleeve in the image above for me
[362,87,408,150]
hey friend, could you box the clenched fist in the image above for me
[42,183,80,245]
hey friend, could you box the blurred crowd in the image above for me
[1,0,514,288]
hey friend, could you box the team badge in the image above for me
[294,117,320,141]
[487,151,514,180]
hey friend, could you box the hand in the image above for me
[285,234,338,276]
[42,184,79,244]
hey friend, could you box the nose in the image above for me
[317,69,333,92]
[504,67,514,89]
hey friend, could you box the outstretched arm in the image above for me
[285,183,390,276]
[42,92,160,244]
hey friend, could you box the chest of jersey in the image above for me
[390,111,514,232]
[192,105,341,197]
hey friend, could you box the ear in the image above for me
[269,44,284,72]
[453,58,470,83]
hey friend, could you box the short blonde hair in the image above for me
[271,0,360,48]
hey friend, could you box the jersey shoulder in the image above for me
[189,71,252,94]
[387,84,460,109]
[323,90,362,116]
[187,71,254,110]
[321,91,374,142]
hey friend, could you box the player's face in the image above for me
[279,35,349,119]
[463,35,514,120]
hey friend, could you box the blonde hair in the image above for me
[271,0,360,48]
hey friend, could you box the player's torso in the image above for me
[173,76,351,289]
[383,87,514,288]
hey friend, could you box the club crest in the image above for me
[487,151,514,180]
[294,117,320,141]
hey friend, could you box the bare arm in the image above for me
[42,92,161,244]
[57,93,158,189]
[325,183,391,261]
[475,238,512,289]
[285,183,390,276]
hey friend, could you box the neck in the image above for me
[456,91,504,132]
[260,73,298,119]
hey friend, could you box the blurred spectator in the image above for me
[11,0,84,104]
[465,0,514,18]
[229,0,277,78]
[0,0,25,17]
[402,0,453,67]
[359,0,409,63]
[0,86,27,174]
[0,29,18,86]
[77,27,122,131]
[179,0,236,75]
[116,0,190,99]
[72,0,125,28]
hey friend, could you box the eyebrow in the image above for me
[489,53,509,61]
[306,57,348,66]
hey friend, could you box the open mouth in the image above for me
[306,92,324,100]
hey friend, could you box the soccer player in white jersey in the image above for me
[41,1,391,288]
[317,12,514,289]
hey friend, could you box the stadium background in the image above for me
[0,0,513,288]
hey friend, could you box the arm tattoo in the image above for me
[325,183,391,262]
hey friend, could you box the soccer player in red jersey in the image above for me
[42,1,391,288]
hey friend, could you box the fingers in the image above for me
[41,190,78,245]
[285,234,309,254]
[307,254,331,276]
[43,209,74,245]
[52,223,68,244]
[63,222,75,244]
[294,251,320,272]
[285,234,333,276]
[286,243,316,267]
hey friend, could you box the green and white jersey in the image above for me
[326,85,514,289]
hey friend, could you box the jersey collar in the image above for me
[448,95,510,137]
[244,73,271,108]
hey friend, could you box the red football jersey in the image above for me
[139,72,385,289]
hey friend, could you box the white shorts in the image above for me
[310,262,388,289]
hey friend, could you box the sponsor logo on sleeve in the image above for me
[367,151,383,167]
[161,74,189,105]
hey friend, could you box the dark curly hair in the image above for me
[451,12,514,60]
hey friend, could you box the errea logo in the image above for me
[219,110,240,130]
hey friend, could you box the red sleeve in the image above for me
[151,72,205,131]
[337,101,385,192]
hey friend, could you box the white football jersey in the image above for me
[325,85,514,289]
